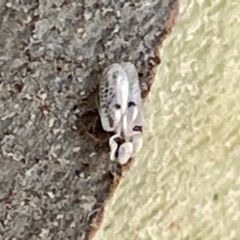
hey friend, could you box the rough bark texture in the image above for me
[0,0,179,239]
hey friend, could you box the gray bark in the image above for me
[0,0,179,239]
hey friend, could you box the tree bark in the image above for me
[0,0,179,239]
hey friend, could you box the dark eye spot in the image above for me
[133,126,142,132]
[115,104,121,109]
[128,101,136,107]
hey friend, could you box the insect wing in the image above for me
[99,66,116,131]
[121,62,143,128]
[99,63,129,132]
[121,62,141,105]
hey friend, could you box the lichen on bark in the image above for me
[0,0,179,239]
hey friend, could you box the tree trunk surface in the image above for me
[0,0,179,239]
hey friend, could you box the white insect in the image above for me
[99,63,129,161]
[99,62,143,164]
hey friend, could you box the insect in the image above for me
[99,62,143,164]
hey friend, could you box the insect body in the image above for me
[99,62,143,164]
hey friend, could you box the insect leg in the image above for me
[109,134,120,161]
[127,103,139,129]
[118,142,134,165]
